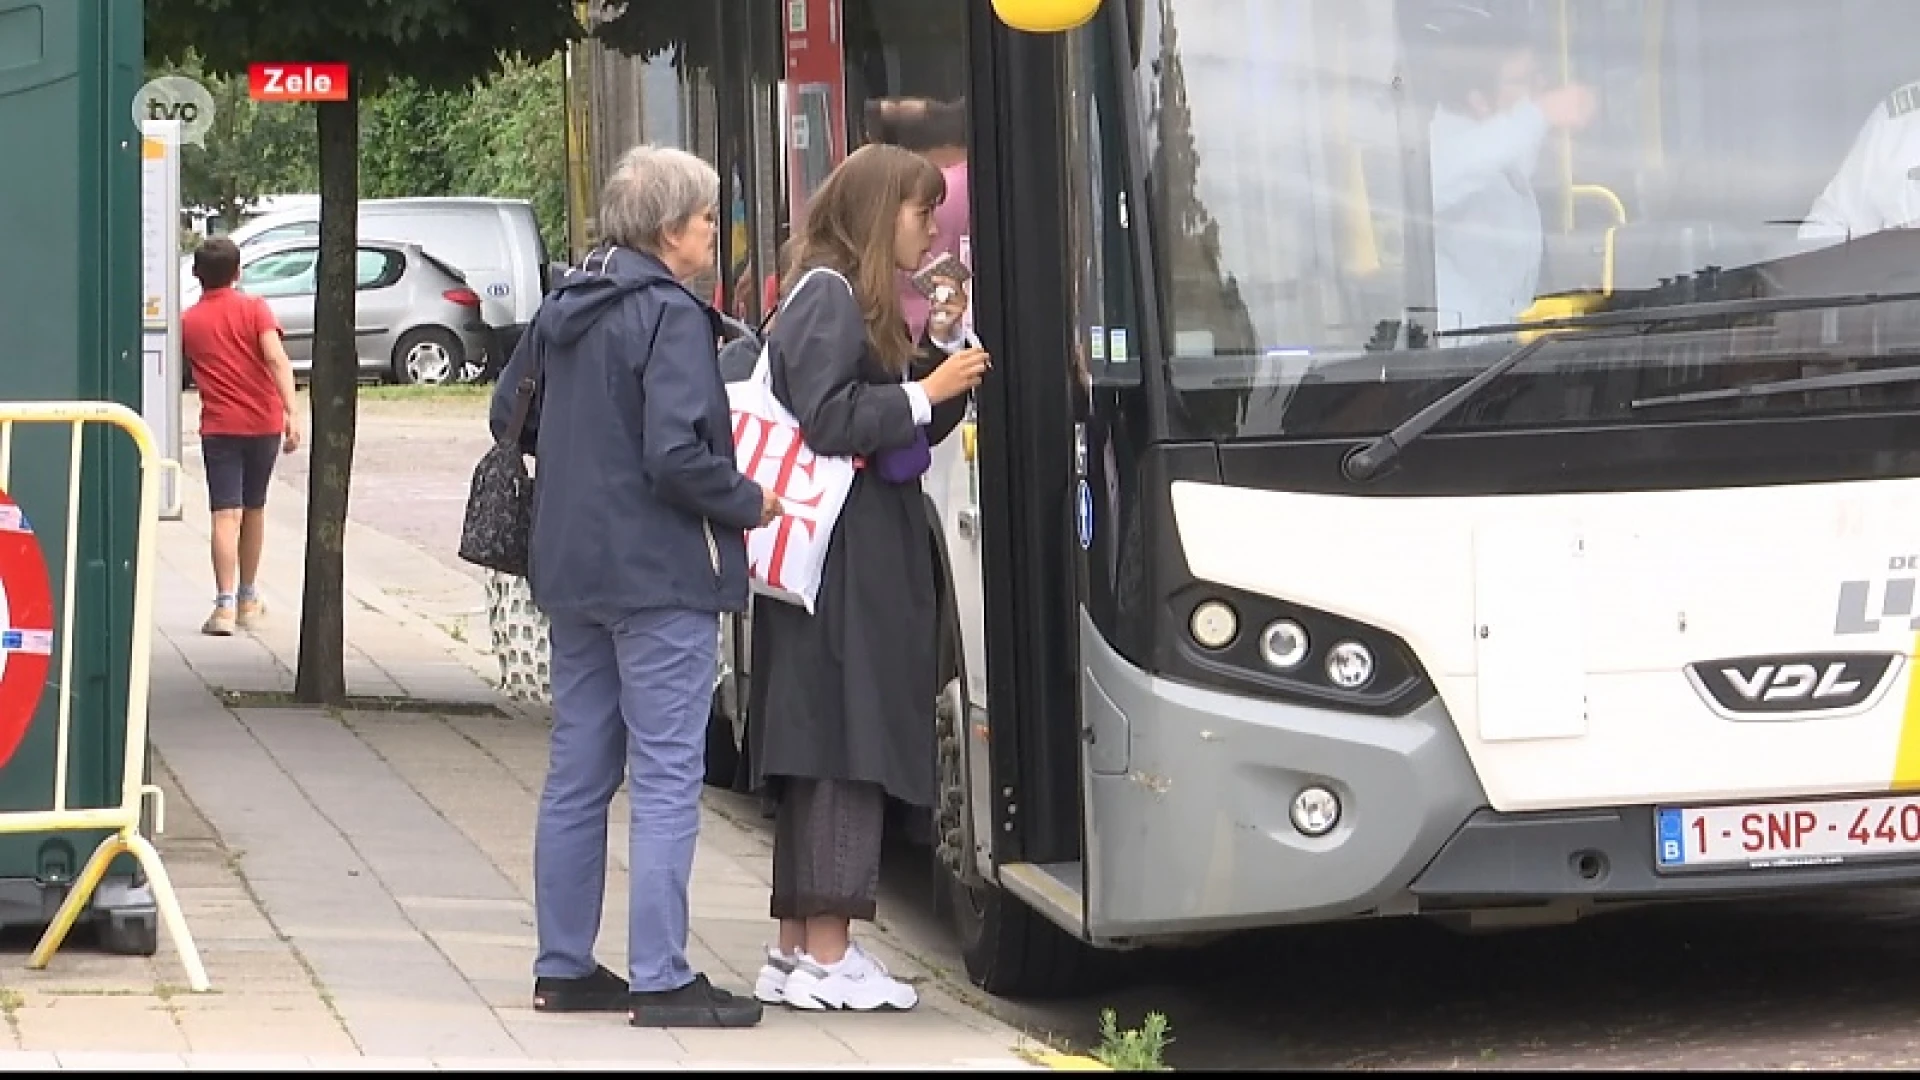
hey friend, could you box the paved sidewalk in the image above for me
[0,453,1057,1069]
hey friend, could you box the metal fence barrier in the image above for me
[0,401,206,991]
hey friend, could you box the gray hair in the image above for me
[596,145,720,254]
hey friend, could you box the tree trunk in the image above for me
[294,92,359,705]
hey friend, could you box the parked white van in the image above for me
[187,193,322,238]
[184,197,549,376]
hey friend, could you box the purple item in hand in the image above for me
[871,426,932,485]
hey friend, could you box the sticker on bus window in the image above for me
[1109,327,1130,365]
[1090,326,1106,362]
[1076,479,1094,551]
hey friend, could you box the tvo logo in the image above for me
[132,75,216,147]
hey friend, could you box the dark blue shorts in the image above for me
[202,434,281,511]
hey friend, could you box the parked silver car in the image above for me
[233,237,493,384]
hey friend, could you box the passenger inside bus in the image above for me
[1416,2,1594,342]
[1156,0,1920,440]
[865,96,974,340]
[1799,78,1920,242]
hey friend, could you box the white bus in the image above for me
[579,0,1920,997]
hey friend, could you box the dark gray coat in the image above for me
[746,269,968,808]
[488,246,764,617]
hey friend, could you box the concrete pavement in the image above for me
[0,441,1077,1070]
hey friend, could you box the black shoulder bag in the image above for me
[458,329,545,577]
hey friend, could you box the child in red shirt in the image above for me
[180,237,304,636]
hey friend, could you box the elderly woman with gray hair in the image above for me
[489,145,780,1029]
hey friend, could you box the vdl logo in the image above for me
[132,75,216,147]
[1685,652,1901,720]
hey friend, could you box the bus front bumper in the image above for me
[1079,615,1920,944]
[1079,612,1485,941]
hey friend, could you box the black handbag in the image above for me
[458,334,544,577]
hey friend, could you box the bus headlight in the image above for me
[1258,620,1309,670]
[1325,641,1376,690]
[1188,600,1238,650]
[1161,582,1434,716]
[1290,786,1341,837]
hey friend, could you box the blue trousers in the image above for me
[534,605,716,993]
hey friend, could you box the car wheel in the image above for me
[391,327,464,386]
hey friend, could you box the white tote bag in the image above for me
[484,570,553,705]
[483,571,728,704]
[726,268,858,614]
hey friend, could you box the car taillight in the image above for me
[444,287,481,307]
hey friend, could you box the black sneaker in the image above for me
[533,964,629,1013]
[628,973,765,1028]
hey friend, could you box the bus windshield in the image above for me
[1137,0,1920,441]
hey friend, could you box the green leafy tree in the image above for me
[356,58,566,257]
[146,50,317,233]
[358,78,462,200]
[147,0,584,705]
[590,1,721,70]
[444,56,569,257]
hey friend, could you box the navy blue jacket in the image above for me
[488,246,763,616]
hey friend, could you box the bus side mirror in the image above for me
[992,0,1101,32]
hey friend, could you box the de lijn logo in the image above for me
[133,75,216,147]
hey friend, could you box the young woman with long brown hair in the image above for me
[744,142,990,1012]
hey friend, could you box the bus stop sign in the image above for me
[0,488,53,770]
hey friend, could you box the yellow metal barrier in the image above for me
[0,401,208,992]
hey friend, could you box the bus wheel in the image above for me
[934,676,1095,999]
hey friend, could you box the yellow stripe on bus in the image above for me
[1892,646,1920,788]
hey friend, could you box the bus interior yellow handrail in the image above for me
[1571,184,1628,294]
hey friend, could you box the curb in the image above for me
[1028,1051,1114,1071]
[0,1050,1053,1071]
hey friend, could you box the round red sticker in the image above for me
[0,488,53,770]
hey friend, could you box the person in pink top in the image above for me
[869,98,972,338]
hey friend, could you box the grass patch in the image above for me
[358,382,493,402]
[1092,1009,1172,1072]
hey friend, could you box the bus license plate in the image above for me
[1656,795,1920,871]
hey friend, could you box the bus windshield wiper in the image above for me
[1631,362,1920,409]
[1341,289,1920,483]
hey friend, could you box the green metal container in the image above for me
[0,0,154,954]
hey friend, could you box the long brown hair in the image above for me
[781,142,946,373]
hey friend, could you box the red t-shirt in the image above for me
[182,287,286,436]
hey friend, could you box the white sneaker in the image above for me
[781,943,918,1012]
[754,945,795,1005]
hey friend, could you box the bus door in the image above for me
[963,0,1098,945]
[845,0,1097,962]
[834,0,1008,882]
